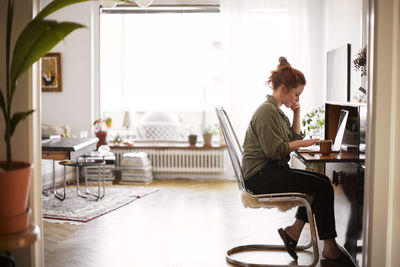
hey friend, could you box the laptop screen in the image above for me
[332,109,349,151]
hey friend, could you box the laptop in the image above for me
[298,109,349,153]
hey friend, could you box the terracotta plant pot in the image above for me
[95,131,107,149]
[203,133,213,147]
[0,161,32,234]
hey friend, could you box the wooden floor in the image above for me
[43,179,348,267]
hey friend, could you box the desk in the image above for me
[295,150,364,164]
[42,137,98,161]
[294,101,366,266]
[42,138,99,199]
[294,150,364,267]
[0,224,40,266]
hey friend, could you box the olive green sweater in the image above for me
[242,95,302,180]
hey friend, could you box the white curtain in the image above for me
[219,0,326,143]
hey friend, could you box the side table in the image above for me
[0,224,40,267]
[58,159,106,201]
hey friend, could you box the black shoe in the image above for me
[278,228,298,261]
[321,252,353,265]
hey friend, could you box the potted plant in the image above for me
[353,46,367,77]
[93,118,112,148]
[301,105,325,139]
[188,134,197,146]
[0,0,126,235]
[301,106,325,173]
[202,125,217,147]
[352,47,367,102]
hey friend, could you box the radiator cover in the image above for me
[111,146,231,179]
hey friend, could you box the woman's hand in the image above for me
[300,139,320,147]
[291,101,300,112]
[289,139,320,151]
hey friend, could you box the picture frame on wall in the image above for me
[41,53,62,92]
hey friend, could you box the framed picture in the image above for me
[41,53,62,92]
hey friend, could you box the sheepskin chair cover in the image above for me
[240,191,313,212]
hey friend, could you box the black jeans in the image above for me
[244,161,337,240]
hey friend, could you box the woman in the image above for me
[242,57,348,263]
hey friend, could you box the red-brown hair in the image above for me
[266,57,306,90]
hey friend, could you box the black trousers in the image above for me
[244,161,337,240]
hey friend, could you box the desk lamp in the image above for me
[123,111,131,141]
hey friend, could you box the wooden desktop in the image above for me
[296,150,363,163]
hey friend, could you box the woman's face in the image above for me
[282,85,304,108]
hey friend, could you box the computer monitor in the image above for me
[326,44,351,102]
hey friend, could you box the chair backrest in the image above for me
[215,107,246,191]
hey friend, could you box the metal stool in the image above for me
[78,151,113,200]
[57,159,106,201]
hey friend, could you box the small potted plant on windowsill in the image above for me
[93,118,112,149]
[202,125,217,147]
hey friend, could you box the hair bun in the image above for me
[278,56,291,70]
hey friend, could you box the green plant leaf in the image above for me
[9,110,35,137]
[10,19,50,86]
[10,20,85,91]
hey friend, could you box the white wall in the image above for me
[40,1,97,137]
[324,0,363,101]
[295,0,326,115]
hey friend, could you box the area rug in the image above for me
[42,185,157,225]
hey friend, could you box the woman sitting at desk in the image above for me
[242,57,348,263]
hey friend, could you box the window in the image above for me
[100,10,222,114]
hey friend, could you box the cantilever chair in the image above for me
[215,107,319,267]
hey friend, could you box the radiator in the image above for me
[111,147,229,178]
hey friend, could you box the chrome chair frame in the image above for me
[215,107,319,267]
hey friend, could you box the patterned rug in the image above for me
[42,185,157,224]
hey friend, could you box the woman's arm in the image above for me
[288,139,320,152]
[291,102,301,135]
[289,102,319,151]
